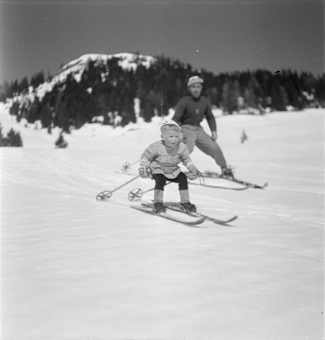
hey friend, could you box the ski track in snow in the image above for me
[0,105,324,339]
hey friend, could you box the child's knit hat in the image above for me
[161,120,180,128]
[161,120,181,132]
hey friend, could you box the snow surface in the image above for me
[0,105,324,339]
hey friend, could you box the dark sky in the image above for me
[0,0,324,83]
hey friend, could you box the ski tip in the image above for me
[247,182,268,189]
[229,215,238,223]
[216,215,238,225]
[256,183,268,189]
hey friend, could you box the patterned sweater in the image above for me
[140,140,194,179]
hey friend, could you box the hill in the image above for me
[1,52,324,135]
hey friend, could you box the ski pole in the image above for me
[127,172,203,201]
[128,182,173,201]
[96,174,141,201]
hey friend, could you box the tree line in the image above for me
[1,54,324,133]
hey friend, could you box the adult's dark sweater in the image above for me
[172,95,217,132]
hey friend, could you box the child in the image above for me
[139,120,200,214]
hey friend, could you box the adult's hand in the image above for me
[211,131,218,141]
[179,132,184,142]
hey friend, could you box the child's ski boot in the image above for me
[180,202,197,213]
[154,202,166,214]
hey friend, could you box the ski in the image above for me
[188,181,250,191]
[131,205,206,226]
[202,171,268,189]
[142,203,237,226]
[166,204,238,225]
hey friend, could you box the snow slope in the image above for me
[0,105,324,339]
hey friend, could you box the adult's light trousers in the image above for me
[181,124,227,168]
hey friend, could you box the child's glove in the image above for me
[187,165,199,180]
[139,166,152,178]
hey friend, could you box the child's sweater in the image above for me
[140,140,194,179]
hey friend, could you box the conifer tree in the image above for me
[5,128,23,147]
[30,71,45,88]
[40,101,53,128]
[27,96,41,123]
[221,81,238,114]
[270,82,287,111]
[221,81,230,114]
[0,122,5,146]
[18,77,29,93]
[55,132,68,148]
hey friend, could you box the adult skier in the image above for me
[172,75,234,178]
